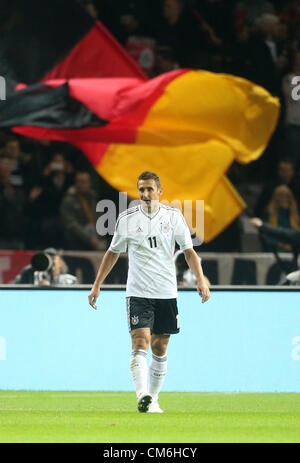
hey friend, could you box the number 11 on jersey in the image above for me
[148,236,157,248]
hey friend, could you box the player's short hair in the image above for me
[137,171,161,188]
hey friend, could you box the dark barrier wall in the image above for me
[0,288,299,392]
[0,251,296,285]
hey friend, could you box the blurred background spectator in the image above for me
[250,215,300,276]
[236,0,276,27]
[24,152,74,250]
[242,13,282,94]
[153,45,180,76]
[0,136,40,193]
[153,0,214,69]
[260,184,299,251]
[254,157,300,218]
[60,171,107,251]
[0,156,25,249]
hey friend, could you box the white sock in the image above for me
[130,349,148,398]
[149,353,168,402]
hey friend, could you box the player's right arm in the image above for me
[89,211,128,309]
[88,250,120,310]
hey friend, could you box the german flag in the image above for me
[0,1,280,242]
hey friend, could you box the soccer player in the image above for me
[88,171,210,413]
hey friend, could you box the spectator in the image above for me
[250,217,300,251]
[261,184,299,251]
[60,171,107,250]
[245,13,281,94]
[154,0,210,68]
[42,152,74,180]
[0,136,39,192]
[14,248,78,285]
[153,45,180,76]
[196,0,234,44]
[254,158,300,218]
[279,0,300,25]
[24,153,74,249]
[107,0,155,46]
[282,49,300,166]
[236,0,276,28]
[0,157,25,249]
[229,22,253,79]
[84,1,98,19]
[250,216,300,272]
[87,0,113,27]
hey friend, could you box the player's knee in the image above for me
[151,338,168,356]
[152,344,167,356]
[131,333,149,351]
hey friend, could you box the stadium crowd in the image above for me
[1,0,300,255]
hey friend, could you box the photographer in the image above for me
[13,248,78,286]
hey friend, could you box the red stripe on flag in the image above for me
[42,22,147,81]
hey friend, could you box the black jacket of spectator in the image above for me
[243,31,280,94]
[260,221,300,249]
[258,221,300,274]
[0,182,25,247]
[154,7,208,67]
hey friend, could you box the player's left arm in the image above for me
[183,248,210,303]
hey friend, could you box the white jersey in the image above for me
[109,204,193,298]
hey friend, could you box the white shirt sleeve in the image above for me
[109,215,128,253]
[174,212,193,251]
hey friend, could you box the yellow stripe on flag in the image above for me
[202,175,246,242]
[136,70,280,164]
[97,140,234,200]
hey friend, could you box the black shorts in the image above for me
[126,296,180,335]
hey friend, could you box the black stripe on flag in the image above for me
[0,82,107,129]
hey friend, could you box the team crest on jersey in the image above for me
[160,221,170,233]
[131,315,139,325]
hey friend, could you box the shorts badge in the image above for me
[131,315,139,325]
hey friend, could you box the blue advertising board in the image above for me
[0,289,299,392]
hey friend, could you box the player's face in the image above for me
[137,179,162,211]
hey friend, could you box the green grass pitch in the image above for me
[0,391,299,443]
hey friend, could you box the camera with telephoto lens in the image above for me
[30,252,53,272]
